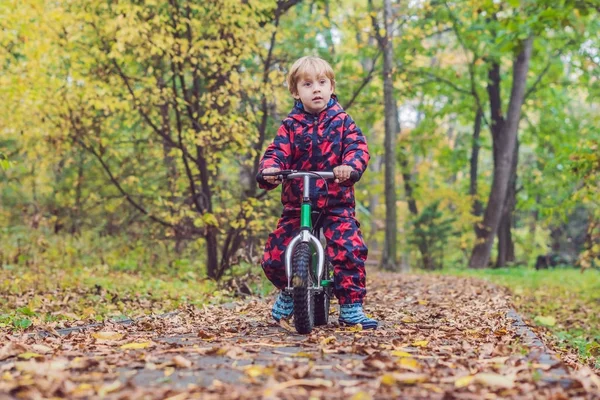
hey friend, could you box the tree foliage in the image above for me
[1,0,598,277]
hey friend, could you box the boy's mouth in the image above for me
[312,96,323,101]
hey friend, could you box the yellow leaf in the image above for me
[344,324,363,332]
[391,350,412,357]
[412,340,429,348]
[350,392,373,400]
[454,375,474,388]
[401,316,417,323]
[293,351,315,359]
[418,300,429,305]
[534,315,556,327]
[92,331,124,341]
[72,383,94,396]
[17,352,43,360]
[164,367,175,377]
[97,380,122,397]
[380,373,397,386]
[473,373,515,389]
[381,373,427,385]
[320,336,336,345]
[120,342,153,350]
[202,213,219,227]
[397,357,421,371]
[244,365,273,378]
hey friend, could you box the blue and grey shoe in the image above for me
[339,303,378,330]
[272,291,294,322]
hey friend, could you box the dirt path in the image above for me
[1,273,599,399]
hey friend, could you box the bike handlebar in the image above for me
[256,169,359,185]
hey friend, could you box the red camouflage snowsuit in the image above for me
[258,96,370,305]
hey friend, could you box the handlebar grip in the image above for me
[349,171,360,183]
[256,172,268,185]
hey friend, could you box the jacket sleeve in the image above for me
[341,114,370,185]
[258,121,292,190]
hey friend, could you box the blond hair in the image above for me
[286,56,336,97]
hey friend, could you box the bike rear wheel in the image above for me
[292,242,314,334]
[314,261,332,326]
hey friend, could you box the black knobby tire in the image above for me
[314,261,333,326]
[292,243,314,334]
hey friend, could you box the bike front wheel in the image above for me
[291,242,314,334]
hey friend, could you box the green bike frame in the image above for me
[284,172,333,290]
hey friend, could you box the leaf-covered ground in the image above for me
[1,273,600,399]
[440,267,600,371]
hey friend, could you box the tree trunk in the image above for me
[205,227,219,280]
[469,36,534,269]
[469,109,483,217]
[381,0,398,271]
[369,156,383,254]
[496,139,519,267]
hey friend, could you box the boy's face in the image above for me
[293,71,334,114]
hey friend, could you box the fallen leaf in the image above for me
[31,344,53,354]
[391,350,412,357]
[97,380,122,397]
[15,359,69,376]
[401,316,417,323]
[380,373,427,385]
[473,373,515,389]
[17,352,44,360]
[70,383,94,397]
[92,331,124,341]
[412,340,429,347]
[350,392,373,400]
[321,336,336,345]
[344,324,363,332]
[534,315,556,327]
[164,394,188,400]
[279,319,294,332]
[270,378,333,391]
[173,355,192,368]
[197,330,214,339]
[0,343,28,361]
[120,341,153,350]
[397,357,421,371]
[454,375,475,388]
[244,365,273,378]
[291,351,315,359]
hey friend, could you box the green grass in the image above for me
[440,266,600,369]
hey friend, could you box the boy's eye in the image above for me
[303,82,311,87]
[320,80,326,84]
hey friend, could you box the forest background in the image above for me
[0,0,598,369]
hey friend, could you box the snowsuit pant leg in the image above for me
[322,215,368,305]
[261,216,300,290]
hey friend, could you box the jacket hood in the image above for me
[288,94,345,125]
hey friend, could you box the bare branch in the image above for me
[343,51,382,111]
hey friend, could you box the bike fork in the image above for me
[284,230,324,290]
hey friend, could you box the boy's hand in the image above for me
[333,165,354,184]
[262,167,282,185]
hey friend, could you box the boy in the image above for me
[258,56,377,330]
